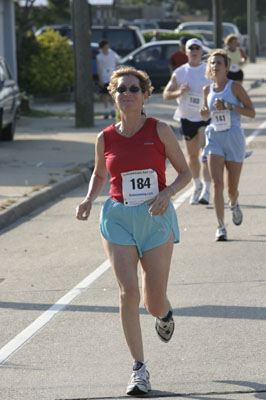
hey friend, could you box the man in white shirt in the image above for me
[163,38,212,205]
[96,39,120,119]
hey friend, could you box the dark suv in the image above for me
[91,26,145,57]
[35,24,145,58]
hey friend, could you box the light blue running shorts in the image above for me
[203,126,246,162]
[100,197,180,258]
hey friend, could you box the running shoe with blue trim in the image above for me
[126,363,151,396]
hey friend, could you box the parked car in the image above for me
[0,57,20,141]
[90,26,145,57]
[36,24,145,58]
[141,29,176,37]
[157,20,181,30]
[126,19,160,30]
[120,40,211,89]
[175,21,245,49]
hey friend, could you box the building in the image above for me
[0,0,17,80]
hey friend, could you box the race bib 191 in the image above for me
[211,110,231,132]
[121,169,159,206]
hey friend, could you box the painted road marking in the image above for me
[0,260,110,365]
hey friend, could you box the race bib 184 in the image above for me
[121,169,159,206]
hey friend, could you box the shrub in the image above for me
[19,30,74,95]
[17,32,41,94]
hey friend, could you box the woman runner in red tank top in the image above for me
[76,66,191,395]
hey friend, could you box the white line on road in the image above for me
[0,260,110,365]
[246,120,266,145]
[0,121,265,365]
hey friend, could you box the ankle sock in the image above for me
[133,361,144,371]
[203,181,211,191]
[193,178,202,190]
[160,308,173,322]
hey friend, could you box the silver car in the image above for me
[0,57,20,141]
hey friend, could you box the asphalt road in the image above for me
[1,75,266,399]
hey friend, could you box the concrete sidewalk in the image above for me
[0,58,265,231]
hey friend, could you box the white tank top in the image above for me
[173,63,212,122]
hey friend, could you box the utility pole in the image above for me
[71,0,94,127]
[247,0,256,63]
[212,0,222,48]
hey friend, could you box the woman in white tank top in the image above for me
[224,34,247,83]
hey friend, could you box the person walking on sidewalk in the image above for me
[163,38,212,205]
[96,39,120,119]
[76,65,191,396]
[200,49,255,241]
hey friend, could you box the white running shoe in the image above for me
[190,182,203,205]
[126,363,151,396]
[216,225,227,241]
[155,313,175,343]
[199,188,210,205]
[230,201,243,225]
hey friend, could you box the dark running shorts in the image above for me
[227,70,244,82]
[99,83,109,94]
[180,118,210,141]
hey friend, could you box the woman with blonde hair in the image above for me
[224,34,247,83]
[76,65,191,395]
[201,49,255,241]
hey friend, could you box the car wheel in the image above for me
[0,117,16,141]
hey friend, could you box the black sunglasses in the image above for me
[116,85,142,94]
[189,46,201,50]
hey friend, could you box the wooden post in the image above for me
[213,0,223,48]
[71,0,94,127]
[247,0,257,62]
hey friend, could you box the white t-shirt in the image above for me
[96,49,120,84]
[173,62,212,122]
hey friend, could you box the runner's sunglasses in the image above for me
[188,45,201,50]
[116,85,142,93]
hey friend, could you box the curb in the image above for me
[0,167,93,232]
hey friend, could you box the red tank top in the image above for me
[103,117,166,203]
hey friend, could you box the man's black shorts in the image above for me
[180,118,210,141]
[227,70,244,82]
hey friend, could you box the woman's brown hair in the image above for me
[107,65,154,98]
[205,49,231,79]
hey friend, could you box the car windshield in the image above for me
[135,46,161,62]
[107,30,135,52]
[91,30,136,53]
[182,24,235,39]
